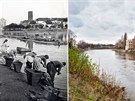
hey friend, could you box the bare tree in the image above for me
[68,29,77,47]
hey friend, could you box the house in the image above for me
[36,21,46,27]
[20,20,30,27]
[132,37,135,49]
[125,40,133,50]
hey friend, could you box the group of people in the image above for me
[0,39,66,87]
[23,52,66,86]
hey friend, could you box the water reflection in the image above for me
[85,49,135,101]
[115,51,135,60]
[0,38,67,100]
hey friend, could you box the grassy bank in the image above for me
[69,47,129,101]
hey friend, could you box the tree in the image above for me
[58,23,63,29]
[63,18,67,22]
[4,23,19,30]
[8,23,18,28]
[18,24,25,29]
[68,29,76,39]
[30,20,36,24]
[46,19,52,24]
[25,25,31,29]
[68,29,77,47]
[78,40,89,49]
[38,24,44,29]
[3,26,9,30]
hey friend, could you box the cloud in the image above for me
[69,0,135,44]
[69,0,89,15]
[69,16,83,28]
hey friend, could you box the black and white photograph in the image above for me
[0,0,67,101]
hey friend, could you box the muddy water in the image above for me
[85,49,135,101]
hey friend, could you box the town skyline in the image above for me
[0,0,67,25]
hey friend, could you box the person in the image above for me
[33,55,43,71]
[8,49,17,58]
[40,72,54,87]
[8,49,17,70]
[32,54,54,87]
[0,48,13,65]
[24,52,36,69]
[26,39,33,51]
[46,61,66,85]
[37,55,49,68]
[32,54,49,71]
[1,39,9,53]
[58,40,60,48]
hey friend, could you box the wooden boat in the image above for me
[17,47,31,54]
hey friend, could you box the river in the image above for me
[0,38,67,98]
[85,49,135,101]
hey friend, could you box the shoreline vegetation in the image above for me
[113,49,135,54]
[69,46,129,101]
[79,48,114,52]
[79,48,135,54]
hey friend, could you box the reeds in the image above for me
[69,47,129,101]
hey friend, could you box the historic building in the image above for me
[0,18,6,31]
[125,40,133,50]
[132,37,135,49]
[28,11,33,21]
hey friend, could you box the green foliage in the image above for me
[69,47,128,101]
[69,47,95,81]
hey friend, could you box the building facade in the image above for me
[125,40,133,50]
[0,18,6,31]
[132,37,135,49]
[28,11,33,21]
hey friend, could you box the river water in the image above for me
[85,49,135,101]
[0,38,67,98]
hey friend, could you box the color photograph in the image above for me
[69,0,135,101]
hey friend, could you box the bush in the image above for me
[69,47,128,101]
[69,47,97,81]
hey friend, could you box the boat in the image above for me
[17,47,31,54]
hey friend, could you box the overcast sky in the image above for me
[0,0,67,25]
[69,0,135,44]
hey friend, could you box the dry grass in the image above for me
[69,47,129,101]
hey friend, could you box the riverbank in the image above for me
[78,48,114,52]
[2,28,67,45]
[69,47,129,101]
[0,38,67,101]
[113,49,135,54]
[2,36,67,45]
[86,49,135,100]
[0,62,68,101]
[0,64,64,101]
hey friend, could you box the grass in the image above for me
[69,47,129,101]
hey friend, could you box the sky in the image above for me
[0,0,67,24]
[69,0,135,44]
